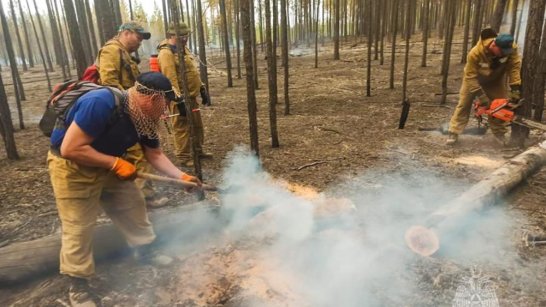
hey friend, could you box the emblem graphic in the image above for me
[452,267,499,307]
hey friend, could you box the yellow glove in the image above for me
[111,157,137,180]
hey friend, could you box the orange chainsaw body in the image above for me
[474,98,515,122]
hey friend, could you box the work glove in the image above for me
[174,96,187,116]
[200,85,211,106]
[508,84,521,102]
[181,173,202,193]
[473,89,491,107]
[111,157,137,180]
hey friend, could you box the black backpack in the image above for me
[39,81,125,137]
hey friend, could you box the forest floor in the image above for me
[1,33,546,306]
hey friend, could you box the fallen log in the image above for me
[0,202,221,286]
[406,140,546,256]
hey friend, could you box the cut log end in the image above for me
[405,225,440,257]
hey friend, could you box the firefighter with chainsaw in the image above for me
[446,29,521,146]
[48,72,202,307]
[97,21,168,208]
[156,23,213,168]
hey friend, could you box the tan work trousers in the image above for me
[448,80,509,136]
[169,99,204,161]
[125,143,155,199]
[47,151,156,278]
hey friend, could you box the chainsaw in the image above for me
[474,98,546,132]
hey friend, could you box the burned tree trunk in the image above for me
[280,0,290,115]
[461,0,472,64]
[264,0,280,148]
[0,1,24,129]
[26,0,52,92]
[32,0,54,72]
[195,0,211,94]
[333,0,340,60]
[241,0,259,155]
[511,0,545,147]
[532,21,546,122]
[366,0,372,97]
[490,0,509,32]
[9,0,27,72]
[220,0,233,87]
[0,72,19,160]
[389,0,399,90]
[18,0,34,68]
[63,0,88,79]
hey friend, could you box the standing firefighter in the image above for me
[48,72,201,307]
[446,29,521,146]
[97,21,168,207]
[157,23,212,168]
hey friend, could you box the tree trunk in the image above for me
[333,0,340,60]
[314,0,320,68]
[511,0,545,147]
[461,0,472,64]
[9,0,27,72]
[0,0,24,129]
[440,0,457,105]
[490,0,509,32]
[45,0,63,67]
[366,0,372,97]
[18,0,34,67]
[74,0,93,65]
[532,19,546,122]
[280,0,290,115]
[63,0,89,78]
[32,0,54,72]
[421,0,430,67]
[401,0,413,101]
[96,0,117,43]
[54,0,72,79]
[471,0,483,46]
[26,0,52,92]
[509,0,519,36]
[195,0,211,94]
[235,0,242,79]
[264,0,280,148]
[0,64,19,160]
[389,0,399,89]
[220,0,233,87]
[241,0,260,155]
[84,0,99,57]
[249,0,259,89]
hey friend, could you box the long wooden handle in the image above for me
[137,172,218,191]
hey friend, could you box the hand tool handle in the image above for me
[137,172,218,191]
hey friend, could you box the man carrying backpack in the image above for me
[97,21,168,208]
[48,72,201,307]
[157,23,213,168]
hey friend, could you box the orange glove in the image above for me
[111,157,137,180]
[181,173,202,192]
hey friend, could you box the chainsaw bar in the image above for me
[513,117,546,132]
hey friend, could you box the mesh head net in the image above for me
[126,82,169,139]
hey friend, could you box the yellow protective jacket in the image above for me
[463,37,521,93]
[157,40,202,98]
[97,39,140,90]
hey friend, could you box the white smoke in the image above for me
[163,148,538,306]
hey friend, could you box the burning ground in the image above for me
[1,35,546,306]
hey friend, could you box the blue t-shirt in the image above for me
[50,88,159,156]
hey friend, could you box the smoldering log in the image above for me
[407,140,546,256]
[0,202,221,286]
[430,140,546,224]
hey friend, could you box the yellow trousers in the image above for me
[448,81,509,136]
[169,99,204,161]
[125,143,155,199]
[47,151,156,278]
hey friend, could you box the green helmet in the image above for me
[167,23,191,36]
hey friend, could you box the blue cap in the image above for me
[495,33,514,56]
[136,72,175,101]
[118,21,151,40]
